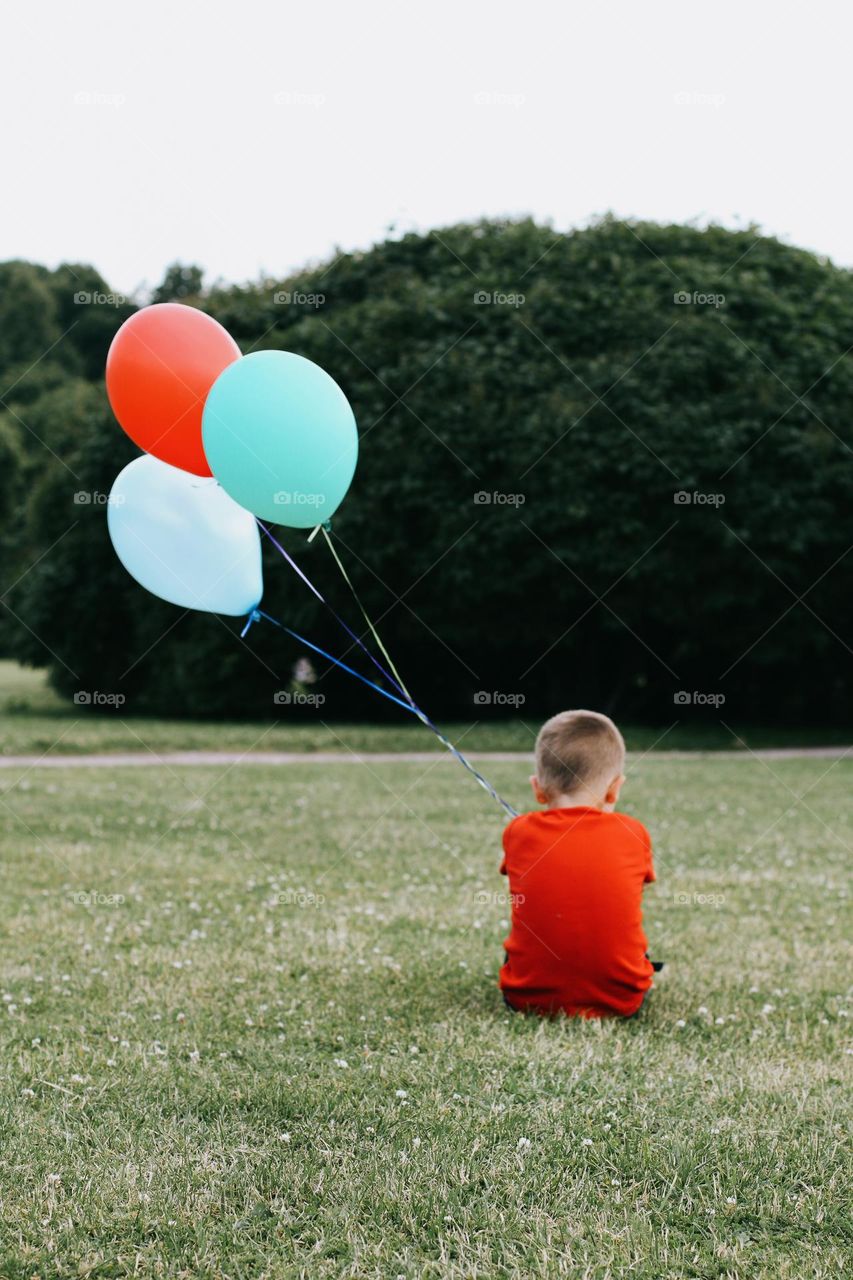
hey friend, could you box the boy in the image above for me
[500,709,657,1019]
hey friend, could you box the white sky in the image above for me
[4,0,851,295]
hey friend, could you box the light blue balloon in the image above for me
[202,350,358,527]
[107,454,263,616]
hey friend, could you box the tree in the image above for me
[152,264,205,304]
[2,222,852,723]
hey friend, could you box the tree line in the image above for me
[1,217,851,724]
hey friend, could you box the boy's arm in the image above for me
[499,815,519,876]
[643,825,656,883]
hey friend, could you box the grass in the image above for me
[0,751,850,1277]
[2,662,851,757]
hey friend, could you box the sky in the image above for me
[4,0,852,295]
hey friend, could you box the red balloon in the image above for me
[106,303,241,476]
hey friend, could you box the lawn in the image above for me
[0,751,850,1277]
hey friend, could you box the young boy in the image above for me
[500,709,657,1018]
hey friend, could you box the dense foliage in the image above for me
[1,219,851,723]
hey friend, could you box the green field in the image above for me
[2,662,851,757]
[0,749,850,1277]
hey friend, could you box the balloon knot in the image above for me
[240,608,263,639]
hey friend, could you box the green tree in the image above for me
[0,261,64,376]
[3,222,852,724]
[152,263,205,304]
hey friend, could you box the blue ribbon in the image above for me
[240,606,519,819]
[257,521,414,704]
[242,609,418,715]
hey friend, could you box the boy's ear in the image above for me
[604,773,625,806]
[530,774,550,805]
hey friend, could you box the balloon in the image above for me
[106,303,240,476]
[107,455,263,615]
[202,350,358,527]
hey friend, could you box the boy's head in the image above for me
[531,709,626,810]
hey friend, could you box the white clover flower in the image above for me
[517,1137,531,1149]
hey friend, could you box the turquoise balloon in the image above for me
[202,350,358,527]
[107,454,263,615]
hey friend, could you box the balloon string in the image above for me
[254,524,518,817]
[241,609,416,715]
[256,521,411,702]
[240,606,518,819]
[315,525,518,816]
[320,524,415,704]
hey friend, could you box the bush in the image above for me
[2,219,852,724]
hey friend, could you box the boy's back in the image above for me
[500,718,657,1019]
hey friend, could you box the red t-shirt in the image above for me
[499,806,655,1018]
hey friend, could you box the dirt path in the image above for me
[0,747,849,768]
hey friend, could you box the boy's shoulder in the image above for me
[504,807,650,846]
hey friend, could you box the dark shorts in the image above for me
[501,955,664,1017]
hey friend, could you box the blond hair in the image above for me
[535,709,625,798]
